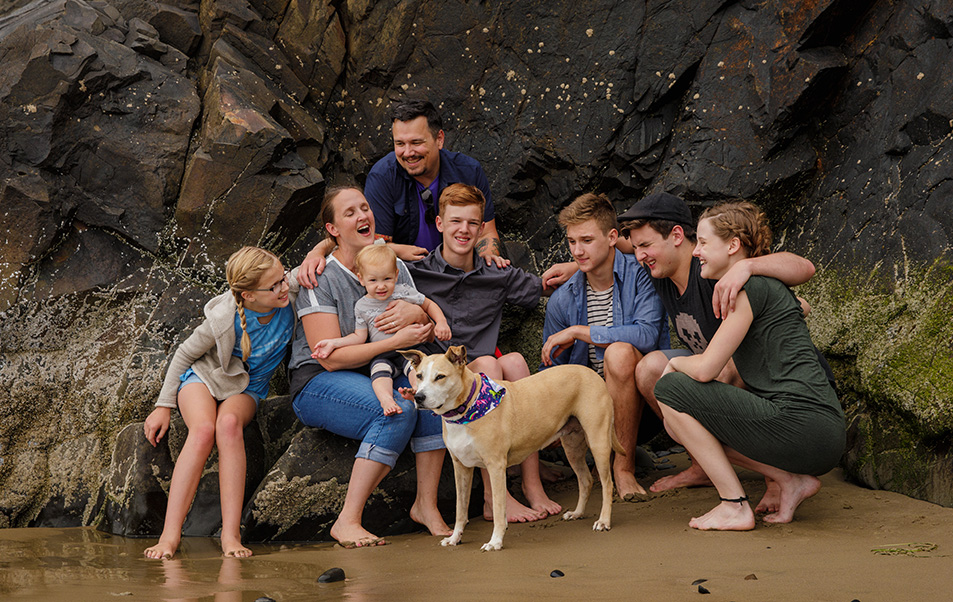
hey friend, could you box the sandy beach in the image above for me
[2,454,952,601]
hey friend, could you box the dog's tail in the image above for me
[612,430,626,456]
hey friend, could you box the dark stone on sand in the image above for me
[691,579,708,586]
[318,567,346,583]
[744,574,758,580]
[550,569,564,578]
[254,598,276,602]
[698,585,710,594]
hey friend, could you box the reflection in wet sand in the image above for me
[2,462,953,601]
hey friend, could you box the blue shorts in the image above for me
[178,369,261,406]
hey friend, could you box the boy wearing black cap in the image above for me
[620,192,817,503]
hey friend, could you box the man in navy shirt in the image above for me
[299,99,506,286]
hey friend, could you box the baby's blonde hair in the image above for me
[226,246,280,361]
[354,244,398,277]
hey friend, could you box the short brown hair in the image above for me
[438,183,485,218]
[558,193,618,235]
[354,243,398,276]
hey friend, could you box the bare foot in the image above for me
[330,520,386,548]
[483,492,546,523]
[523,486,562,517]
[614,469,648,500]
[380,400,403,416]
[144,539,178,560]
[649,464,712,493]
[410,502,452,536]
[689,500,756,531]
[398,387,416,402]
[763,475,822,524]
[755,478,781,514]
[222,537,252,558]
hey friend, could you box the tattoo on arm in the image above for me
[475,237,502,257]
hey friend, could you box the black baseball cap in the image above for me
[618,192,694,228]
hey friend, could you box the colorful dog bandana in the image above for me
[441,373,506,424]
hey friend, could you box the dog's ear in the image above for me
[398,349,427,369]
[446,345,468,367]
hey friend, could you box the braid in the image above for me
[235,297,252,361]
[699,201,773,258]
[225,246,280,362]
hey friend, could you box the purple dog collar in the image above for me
[441,378,479,419]
[441,374,506,424]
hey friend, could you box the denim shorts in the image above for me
[292,369,444,468]
[178,370,262,405]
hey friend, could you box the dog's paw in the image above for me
[561,510,582,521]
[480,540,503,552]
[440,535,461,547]
[592,519,611,532]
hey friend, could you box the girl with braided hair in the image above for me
[654,201,845,531]
[143,246,296,559]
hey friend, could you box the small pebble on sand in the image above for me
[550,569,564,578]
[318,567,346,583]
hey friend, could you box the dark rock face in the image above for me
[1,0,952,537]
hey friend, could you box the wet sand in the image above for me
[3,455,953,601]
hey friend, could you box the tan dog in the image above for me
[400,346,624,551]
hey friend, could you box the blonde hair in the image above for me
[698,201,773,258]
[226,246,280,361]
[354,243,398,277]
[438,183,485,217]
[558,193,618,235]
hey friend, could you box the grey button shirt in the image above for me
[408,246,542,359]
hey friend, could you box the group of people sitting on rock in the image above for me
[141,99,846,559]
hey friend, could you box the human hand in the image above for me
[541,261,578,292]
[297,247,327,288]
[143,407,171,447]
[393,243,429,261]
[540,328,577,366]
[392,322,434,347]
[434,322,452,341]
[712,259,753,319]
[311,339,337,359]
[375,300,424,335]
[481,252,511,269]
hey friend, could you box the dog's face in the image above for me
[399,346,470,414]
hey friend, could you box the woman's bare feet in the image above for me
[755,478,781,514]
[649,464,712,493]
[763,475,821,524]
[689,499,756,531]
[330,519,387,548]
[410,501,452,536]
[144,538,178,560]
[221,535,252,558]
[483,491,547,523]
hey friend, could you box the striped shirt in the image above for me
[586,283,614,377]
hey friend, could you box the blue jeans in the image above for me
[292,369,444,468]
